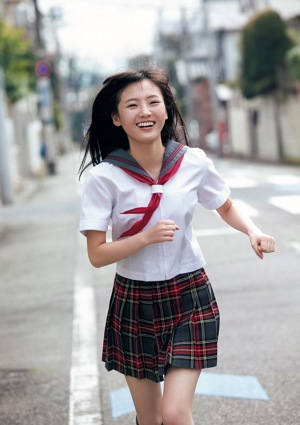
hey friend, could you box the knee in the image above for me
[161,404,192,425]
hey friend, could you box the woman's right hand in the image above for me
[86,220,179,268]
[143,220,179,244]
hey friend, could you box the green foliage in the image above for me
[240,10,292,98]
[0,19,36,103]
[286,46,300,81]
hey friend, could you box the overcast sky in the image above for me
[39,0,201,73]
[38,0,300,74]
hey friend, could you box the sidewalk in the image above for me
[0,150,81,425]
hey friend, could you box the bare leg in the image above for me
[162,367,201,425]
[125,375,163,425]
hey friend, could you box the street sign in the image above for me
[35,60,51,78]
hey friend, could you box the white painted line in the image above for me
[232,199,259,217]
[269,195,300,214]
[225,178,258,189]
[69,234,102,425]
[194,227,238,237]
[194,200,259,237]
[267,175,300,185]
[289,241,300,255]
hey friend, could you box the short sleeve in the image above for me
[79,170,114,236]
[197,154,231,210]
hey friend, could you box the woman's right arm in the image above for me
[86,220,179,268]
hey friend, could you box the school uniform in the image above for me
[80,140,230,382]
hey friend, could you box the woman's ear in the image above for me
[112,114,121,127]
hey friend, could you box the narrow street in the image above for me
[0,152,79,425]
[0,151,299,424]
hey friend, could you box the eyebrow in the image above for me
[124,94,161,104]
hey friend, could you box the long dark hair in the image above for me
[78,67,190,177]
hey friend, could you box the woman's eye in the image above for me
[127,103,137,108]
[150,101,160,105]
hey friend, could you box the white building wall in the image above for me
[228,96,251,156]
[281,96,300,161]
[255,96,279,162]
[223,31,241,82]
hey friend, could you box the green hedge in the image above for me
[0,19,36,103]
[240,10,292,98]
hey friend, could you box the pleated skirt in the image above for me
[102,268,220,383]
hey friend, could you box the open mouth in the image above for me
[136,121,155,128]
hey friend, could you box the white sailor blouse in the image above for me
[80,140,231,281]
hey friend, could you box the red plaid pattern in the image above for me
[102,268,220,382]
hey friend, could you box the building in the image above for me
[153,0,300,161]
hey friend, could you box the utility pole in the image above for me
[0,69,13,204]
[33,0,57,175]
[32,0,44,53]
[202,0,221,154]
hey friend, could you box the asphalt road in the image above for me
[0,151,299,425]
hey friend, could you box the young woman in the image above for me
[79,67,275,425]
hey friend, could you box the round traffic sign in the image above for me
[35,60,51,77]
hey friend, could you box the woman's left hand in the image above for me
[249,232,276,259]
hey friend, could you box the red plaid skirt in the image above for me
[102,268,220,382]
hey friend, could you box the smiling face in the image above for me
[112,79,168,148]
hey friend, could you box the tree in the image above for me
[240,10,292,99]
[0,19,36,103]
[286,46,300,81]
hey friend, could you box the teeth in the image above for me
[137,122,154,127]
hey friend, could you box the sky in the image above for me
[38,0,300,75]
[38,0,201,74]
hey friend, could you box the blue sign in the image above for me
[35,60,51,78]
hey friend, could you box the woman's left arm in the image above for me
[216,197,276,259]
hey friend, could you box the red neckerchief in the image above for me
[103,140,187,238]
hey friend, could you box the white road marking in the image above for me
[267,175,300,185]
[269,195,300,214]
[289,241,300,255]
[204,199,259,218]
[225,178,258,189]
[194,227,238,237]
[232,199,259,217]
[69,233,102,425]
[110,372,269,418]
[195,200,259,237]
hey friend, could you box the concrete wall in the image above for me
[228,92,300,163]
[281,95,300,161]
[228,95,250,157]
[10,94,44,180]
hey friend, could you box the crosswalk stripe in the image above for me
[226,178,258,188]
[289,242,300,255]
[267,175,300,185]
[269,195,300,215]
[232,199,259,217]
[194,227,238,237]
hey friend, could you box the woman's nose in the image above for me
[139,104,151,116]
